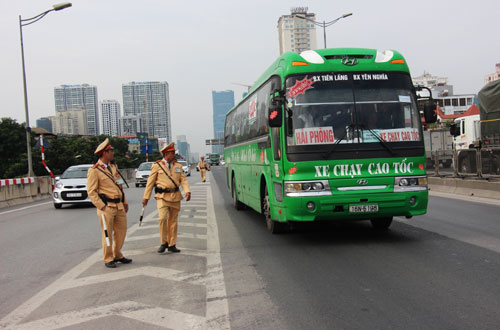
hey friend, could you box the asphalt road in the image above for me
[210,167,500,330]
[1,167,499,330]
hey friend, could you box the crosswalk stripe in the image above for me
[11,301,205,330]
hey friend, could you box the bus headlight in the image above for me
[394,176,427,192]
[284,180,331,197]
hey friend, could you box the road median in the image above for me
[428,176,500,200]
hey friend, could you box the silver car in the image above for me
[135,162,153,187]
[53,164,93,209]
[178,160,191,176]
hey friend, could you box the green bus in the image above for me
[224,48,437,233]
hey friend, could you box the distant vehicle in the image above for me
[53,164,93,209]
[423,129,453,168]
[208,153,220,166]
[450,80,500,174]
[177,160,191,176]
[135,162,153,187]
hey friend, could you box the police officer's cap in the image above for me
[161,142,176,155]
[95,138,113,156]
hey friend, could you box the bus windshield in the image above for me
[286,72,422,147]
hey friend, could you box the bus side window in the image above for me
[273,127,281,160]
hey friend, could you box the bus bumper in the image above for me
[274,190,428,222]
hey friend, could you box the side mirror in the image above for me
[269,89,285,128]
[55,176,60,181]
[135,169,138,172]
[423,102,437,124]
[268,106,282,127]
[449,123,460,137]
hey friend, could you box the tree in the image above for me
[0,118,36,178]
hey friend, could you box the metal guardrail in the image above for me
[428,148,500,179]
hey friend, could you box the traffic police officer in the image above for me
[87,138,132,268]
[197,156,210,182]
[142,142,191,253]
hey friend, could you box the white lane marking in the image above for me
[205,177,231,330]
[0,209,158,329]
[179,223,208,228]
[1,170,231,329]
[0,201,52,216]
[11,301,205,330]
[180,215,207,219]
[126,232,206,241]
[60,266,203,290]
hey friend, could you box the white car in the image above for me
[135,162,153,187]
[53,164,93,209]
[178,160,191,176]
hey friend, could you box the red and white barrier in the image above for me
[40,135,55,190]
[0,177,34,186]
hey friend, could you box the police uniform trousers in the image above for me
[200,169,207,182]
[157,199,181,246]
[97,206,127,263]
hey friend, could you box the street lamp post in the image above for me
[19,2,72,177]
[297,13,352,49]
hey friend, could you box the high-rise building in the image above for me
[122,81,172,141]
[101,100,121,136]
[51,108,88,136]
[212,90,234,154]
[176,135,191,160]
[36,117,53,133]
[277,7,317,55]
[54,84,99,136]
[485,63,500,85]
[120,114,143,137]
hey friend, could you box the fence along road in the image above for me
[0,178,230,330]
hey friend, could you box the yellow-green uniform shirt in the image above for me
[87,160,127,210]
[143,160,191,202]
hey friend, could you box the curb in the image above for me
[428,176,500,200]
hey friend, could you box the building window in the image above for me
[438,99,444,107]
[444,99,451,106]
[467,98,472,105]
[459,98,466,106]
[452,98,458,106]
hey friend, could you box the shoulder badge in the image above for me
[91,163,99,169]
[154,160,162,164]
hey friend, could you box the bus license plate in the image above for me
[67,193,82,197]
[349,204,378,213]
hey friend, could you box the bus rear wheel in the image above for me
[232,176,244,210]
[263,185,285,234]
[370,217,393,230]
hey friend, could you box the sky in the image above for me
[1,0,498,155]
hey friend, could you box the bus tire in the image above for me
[232,176,244,210]
[263,185,285,234]
[370,217,393,230]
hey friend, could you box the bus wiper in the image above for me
[322,124,354,159]
[358,124,398,157]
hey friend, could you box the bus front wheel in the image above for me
[263,185,285,234]
[232,176,244,210]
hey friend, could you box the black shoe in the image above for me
[115,257,132,264]
[157,244,168,253]
[105,261,117,268]
[168,245,181,253]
